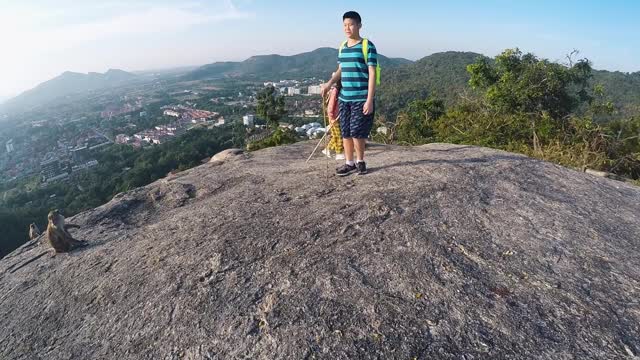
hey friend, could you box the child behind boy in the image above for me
[322,79,345,160]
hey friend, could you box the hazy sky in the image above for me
[1,0,638,98]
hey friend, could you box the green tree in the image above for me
[256,86,286,130]
[466,48,594,151]
[588,83,616,118]
[467,48,593,118]
[603,115,640,178]
[232,121,246,148]
[395,96,445,144]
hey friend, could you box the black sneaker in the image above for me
[356,161,367,175]
[336,163,357,176]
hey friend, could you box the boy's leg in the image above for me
[351,101,374,174]
[339,100,354,163]
[354,138,366,161]
[352,102,374,158]
[343,138,354,162]
[336,100,357,176]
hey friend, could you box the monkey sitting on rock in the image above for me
[46,209,87,253]
[29,223,41,240]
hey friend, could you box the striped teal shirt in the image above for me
[338,40,378,102]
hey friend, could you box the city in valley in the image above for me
[0,76,327,186]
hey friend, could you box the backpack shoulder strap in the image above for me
[362,38,380,84]
[362,38,369,63]
[338,40,348,56]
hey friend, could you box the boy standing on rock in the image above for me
[322,11,378,176]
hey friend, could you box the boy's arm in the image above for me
[363,66,376,115]
[321,68,341,97]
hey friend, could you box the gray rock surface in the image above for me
[209,148,245,164]
[1,142,639,359]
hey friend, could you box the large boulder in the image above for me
[1,142,638,359]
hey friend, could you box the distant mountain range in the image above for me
[182,48,640,117]
[2,69,137,111]
[5,49,639,117]
[183,47,413,81]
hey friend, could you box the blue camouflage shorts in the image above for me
[339,100,374,139]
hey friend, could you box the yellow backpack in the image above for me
[339,38,381,85]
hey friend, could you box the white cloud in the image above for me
[0,1,252,96]
[2,2,250,54]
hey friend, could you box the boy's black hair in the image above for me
[343,11,361,24]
